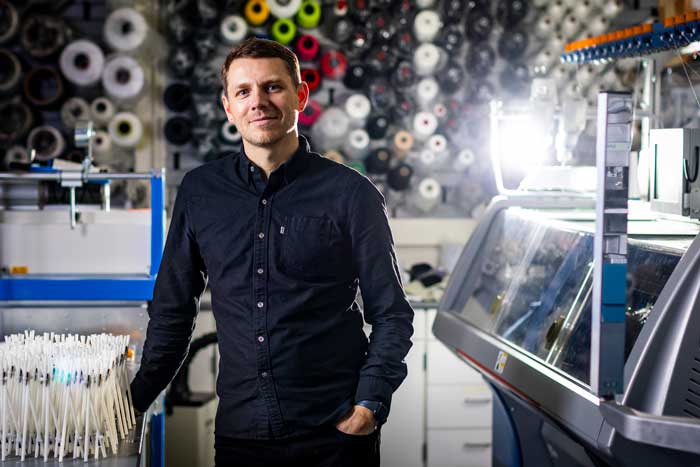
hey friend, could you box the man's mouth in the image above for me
[251,116,277,123]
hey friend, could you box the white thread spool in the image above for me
[427,134,448,158]
[417,78,439,110]
[413,10,441,43]
[108,112,143,148]
[344,93,371,126]
[453,148,475,172]
[413,43,443,76]
[344,128,370,159]
[574,0,593,17]
[27,125,65,161]
[104,7,150,53]
[90,97,116,126]
[603,0,623,18]
[393,130,414,157]
[547,32,566,54]
[6,145,29,164]
[415,0,436,8]
[59,39,105,87]
[562,14,581,39]
[547,0,566,22]
[220,121,242,145]
[534,15,554,39]
[102,55,145,104]
[92,130,113,163]
[60,97,90,128]
[413,177,442,212]
[413,112,438,141]
[311,107,350,152]
[587,16,609,37]
[220,15,248,46]
[267,0,302,18]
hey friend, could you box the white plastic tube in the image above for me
[59,39,105,87]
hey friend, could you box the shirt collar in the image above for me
[236,135,311,189]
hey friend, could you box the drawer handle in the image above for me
[463,441,491,449]
[463,396,491,404]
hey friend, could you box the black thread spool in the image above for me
[168,46,196,78]
[464,7,492,43]
[164,116,193,146]
[365,147,392,174]
[163,83,193,113]
[465,44,495,78]
[437,62,464,95]
[496,0,529,28]
[366,114,390,140]
[387,163,413,191]
[393,60,416,89]
[343,63,367,90]
[497,28,529,61]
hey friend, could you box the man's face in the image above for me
[221,57,308,148]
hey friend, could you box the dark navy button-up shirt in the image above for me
[131,136,414,439]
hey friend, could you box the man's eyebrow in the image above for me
[232,77,285,89]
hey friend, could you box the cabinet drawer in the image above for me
[428,341,484,384]
[428,385,492,429]
[427,428,491,467]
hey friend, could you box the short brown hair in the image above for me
[221,37,301,96]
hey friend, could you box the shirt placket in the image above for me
[253,183,286,438]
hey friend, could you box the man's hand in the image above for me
[335,405,377,435]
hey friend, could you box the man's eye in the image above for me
[237,89,249,97]
[267,84,281,91]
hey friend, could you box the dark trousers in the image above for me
[214,425,381,467]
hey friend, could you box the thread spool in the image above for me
[349,0,372,22]
[193,99,223,127]
[0,48,21,94]
[366,114,389,139]
[496,0,529,28]
[453,148,475,171]
[366,45,397,76]
[330,17,353,44]
[413,177,442,212]
[465,44,495,78]
[498,29,528,60]
[427,134,448,158]
[244,0,270,26]
[27,125,65,161]
[441,0,464,21]
[311,106,350,151]
[296,0,321,29]
[194,32,218,61]
[5,145,30,165]
[109,112,143,148]
[299,99,322,127]
[562,14,581,39]
[102,55,145,104]
[60,97,90,129]
[21,15,66,58]
[194,131,220,162]
[92,130,112,161]
[392,61,416,90]
[323,149,345,164]
[387,163,413,191]
[367,16,396,45]
[271,18,296,45]
[0,1,19,45]
[417,78,439,110]
[413,112,438,141]
[437,63,464,95]
[344,93,371,126]
[344,128,370,159]
[602,0,622,18]
[217,120,239,146]
[364,148,391,174]
[343,63,367,90]
[104,8,150,53]
[437,24,464,55]
[500,63,530,95]
[91,97,116,126]
[163,82,192,112]
[168,46,196,78]
[413,43,442,76]
[464,8,493,42]
[0,99,32,144]
[164,116,193,145]
[394,93,417,122]
[301,68,321,92]
[59,40,105,88]
[393,130,413,157]
[167,14,193,43]
[320,50,347,80]
[219,15,247,46]
[195,0,220,26]
[368,78,396,115]
[534,15,553,39]
[547,32,565,54]
[347,27,372,57]
[547,0,566,22]
[268,0,302,18]
[24,66,63,108]
[296,34,319,62]
[574,0,593,17]
[394,29,416,58]
[413,10,441,43]
[587,16,609,37]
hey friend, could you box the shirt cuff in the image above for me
[130,372,159,413]
[354,375,394,412]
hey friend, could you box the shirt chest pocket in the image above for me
[279,215,340,279]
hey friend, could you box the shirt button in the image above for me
[258,336,265,343]
[258,232,264,239]
[257,268,264,275]
[257,301,264,308]
[250,166,254,173]
[261,199,268,205]
[261,371,268,378]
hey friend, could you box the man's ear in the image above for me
[296,81,310,113]
[221,92,234,123]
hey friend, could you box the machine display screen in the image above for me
[456,208,683,386]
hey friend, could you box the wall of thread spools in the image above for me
[0,0,159,206]
[161,0,631,217]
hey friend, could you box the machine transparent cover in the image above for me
[454,208,683,386]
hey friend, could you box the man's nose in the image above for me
[249,87,269,110]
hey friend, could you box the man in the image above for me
[130,38,414,467]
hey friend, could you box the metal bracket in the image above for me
[600,400,700,455]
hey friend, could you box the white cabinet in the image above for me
[381,308,492,467]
